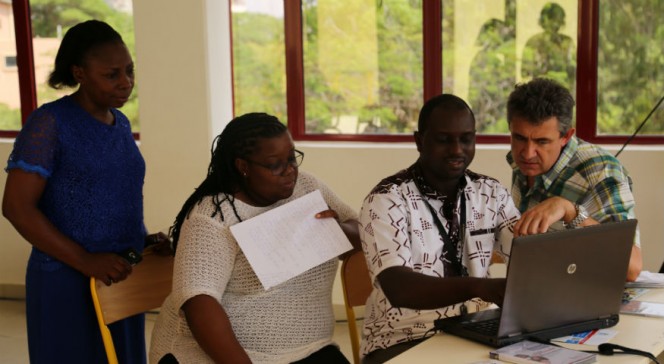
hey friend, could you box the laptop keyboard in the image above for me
[463,318,500,335]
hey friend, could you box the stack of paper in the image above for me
[489,340,597,364]
[625,271,664,288]
[620,301,664,318]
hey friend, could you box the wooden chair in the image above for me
[340,250,373,364]
[90,250,174,364]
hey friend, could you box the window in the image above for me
[596,0,664,136]
[230,0,287,123]
[230,0,663,144]
[4,55,16,67]
[5,0,140,134]
[301,0,422,135]
[445,1,577,134]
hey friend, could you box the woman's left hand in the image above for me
[145,232,174,255]
[315,209,339,220]
[315,209,361,258]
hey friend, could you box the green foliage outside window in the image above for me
[597,0,664,135]
[0,104,21,131]
[301,0,423,134]
[231,12,287,124]
[370,0,423,134]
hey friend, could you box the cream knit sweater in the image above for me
[149,172,357,363]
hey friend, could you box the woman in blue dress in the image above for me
[2,20,163,363]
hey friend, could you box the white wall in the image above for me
[1,1,663,310]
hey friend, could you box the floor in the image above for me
[0,298,359,363]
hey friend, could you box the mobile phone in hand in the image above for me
[118,247,142,266]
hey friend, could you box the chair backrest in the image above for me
[340,250,373,364]
[90,250,174,364]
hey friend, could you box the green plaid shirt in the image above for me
[507,136,640,245]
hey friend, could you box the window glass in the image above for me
[5,55,16,67]
[444,0,577,134]
[29,0,139,130]
[231,0,287,123]
[597,0,664,135]
[302,0,422,135]
[0,2,22,130]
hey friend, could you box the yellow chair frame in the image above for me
[90,250,174,364]
[340,250,373,364]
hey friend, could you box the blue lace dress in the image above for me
[6,96,147,364]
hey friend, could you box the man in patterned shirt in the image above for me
[506,78,642,281]
[359,94,521,363]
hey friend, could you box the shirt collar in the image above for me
[410,162,469,201]
[539,135,577,189]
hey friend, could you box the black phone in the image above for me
[118,247,143,266]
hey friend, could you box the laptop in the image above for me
[434,219,637,348]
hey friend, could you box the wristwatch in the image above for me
[566,204,589,229]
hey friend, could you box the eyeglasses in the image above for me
[245,149,304,176]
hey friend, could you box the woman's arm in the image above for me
[2,169,132,285]
[182,295,251,364]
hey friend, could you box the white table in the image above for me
[388,288,664,363]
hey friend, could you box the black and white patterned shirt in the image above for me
[359,164,520,356]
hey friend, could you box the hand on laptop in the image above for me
[476,278,506,307]
[513,197,575,237]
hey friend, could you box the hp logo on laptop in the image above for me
[567,263,577,274]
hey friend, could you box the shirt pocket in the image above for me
[462,228,496,277]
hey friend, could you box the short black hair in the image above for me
[418,94,475,133]
[48,20,124,89]
[507,78,575,134]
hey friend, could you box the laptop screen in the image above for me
[434,220,637,347]
[498,220,637,337]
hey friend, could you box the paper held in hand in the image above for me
[230,190,353,290]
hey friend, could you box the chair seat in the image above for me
[90,250,174,364]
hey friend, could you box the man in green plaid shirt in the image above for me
[505,78,642,281]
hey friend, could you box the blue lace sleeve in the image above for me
[6,107,58,179]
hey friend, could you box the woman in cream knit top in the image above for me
[149,113,359,364]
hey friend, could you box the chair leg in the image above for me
[90,278,120,364]
[346,309,361,364]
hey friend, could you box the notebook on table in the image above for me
[434,219,637,348]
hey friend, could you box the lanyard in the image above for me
[416,184,468,277]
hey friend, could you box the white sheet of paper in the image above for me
[230,190,353,290]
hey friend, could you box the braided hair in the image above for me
[170,113,287,250]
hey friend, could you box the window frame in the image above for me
[4,0,36,139]
[10,1,663,144]
[277,0,664,144]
